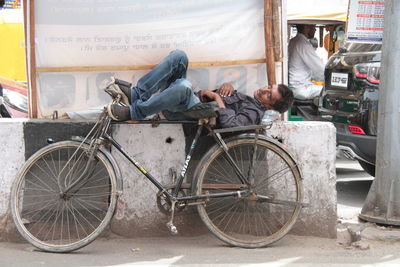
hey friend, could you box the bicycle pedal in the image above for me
[166,222,178,235]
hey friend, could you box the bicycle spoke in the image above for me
[30,160,59,190]
[25,180,56,193]
[40,155,59,187]
[255,165,295,190]
[65,201,82,241]
[67,201,91,237]
[11,141,117,252]
[32,201,61,239]
[21,197,58,218]
[26,169,57,193]
[214,201,242,232]
[206,197,242,218]
[197,138,302,248]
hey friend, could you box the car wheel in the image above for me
[358,160,375,177]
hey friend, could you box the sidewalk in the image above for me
[0,233,400,266]
[336,159,400,248]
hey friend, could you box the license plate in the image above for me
[331,72,348,88]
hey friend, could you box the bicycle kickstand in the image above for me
[166,200,178,235]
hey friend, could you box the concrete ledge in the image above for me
[0,119,336,241]
[266,121,337,238]
[0,119,26,241]
[110,123,207,237]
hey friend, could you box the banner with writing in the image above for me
[34,0,270,117]
[347,0,385,43]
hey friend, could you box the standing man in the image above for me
[288,24,325,100]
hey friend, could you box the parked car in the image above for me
[319,42,381,176]
[0,77,28,118]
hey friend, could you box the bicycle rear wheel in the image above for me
[11,141,118,252]
[195,136,302,248]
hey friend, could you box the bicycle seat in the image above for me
[162,101,219,121]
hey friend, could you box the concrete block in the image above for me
[109,123,207,237]
[0,120,26,213]
[110,121,337,238]
[266,121,337,238]
[0,119,26,241]
[0,120,337,240]
[23,120,96,158]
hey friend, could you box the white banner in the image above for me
[287,0,348,22]
[34,0,269,117]
[346,0,385,43]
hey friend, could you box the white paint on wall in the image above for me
[0,119,26,214]
[0,120,337,238]
[110,123,188,236]
[266,121,337,237]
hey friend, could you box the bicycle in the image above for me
[10,79,304,252]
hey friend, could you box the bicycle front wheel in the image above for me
[11,141,118,252]
[195,136,302,248]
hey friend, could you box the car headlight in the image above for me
[3,89,28,113]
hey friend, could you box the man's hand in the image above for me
[199,90,225,108]
[217,83,234,97]
[199,90,217,102]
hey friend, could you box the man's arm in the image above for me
[300,41,325,81]
[200,89,261,128]
[199,90,225,108]
[218,108,260,128]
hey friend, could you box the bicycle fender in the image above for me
[70,138,124,193]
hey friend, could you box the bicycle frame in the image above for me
[82,110,266,205]
[106,123,260,203]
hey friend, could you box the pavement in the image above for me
[1,233,400,266]
[336,159,400,247]
[1,159,400,266]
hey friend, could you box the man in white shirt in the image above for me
[288,24,325,100]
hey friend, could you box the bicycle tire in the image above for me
[11,141,118,252]
[194,136,302,248]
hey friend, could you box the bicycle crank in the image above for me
[156,186,187,215]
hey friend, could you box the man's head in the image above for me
[253,84,294,113]
[296,24,316,39]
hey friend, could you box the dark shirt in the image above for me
[218,92,266,128]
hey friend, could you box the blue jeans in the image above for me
[130,50,200,120]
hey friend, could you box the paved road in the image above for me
[336,159,373,222]
[1,233,400,266]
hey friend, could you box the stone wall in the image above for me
[0,119,337,241]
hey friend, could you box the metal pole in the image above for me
[359,0,400,225]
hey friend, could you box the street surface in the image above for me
[336,159,374,222]
[1,159,399,266]
[1,233,399,266]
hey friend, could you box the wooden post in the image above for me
[24,0,38,118]
[272,0,282,62]
[264,0,276,85]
